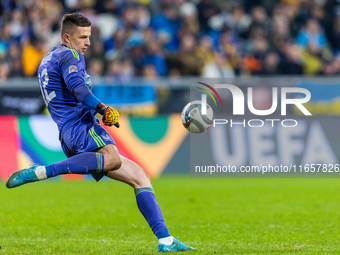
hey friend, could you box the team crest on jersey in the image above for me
[69,65,78,73]
[101,133,111,141]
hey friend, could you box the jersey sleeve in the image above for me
[60,49,86,91]
[60,49,101,109]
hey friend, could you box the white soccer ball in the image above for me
[181,100,214,133]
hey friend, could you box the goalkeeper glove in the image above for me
[96,103,120,128]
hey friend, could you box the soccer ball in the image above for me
[181,100,214,133]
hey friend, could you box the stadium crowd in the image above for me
[1,0,340,80]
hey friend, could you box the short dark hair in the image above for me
[61,13,91,38]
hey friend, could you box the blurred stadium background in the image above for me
[1,0,340,177]
[2,0,340,254]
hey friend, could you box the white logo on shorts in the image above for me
[101,133,111,141]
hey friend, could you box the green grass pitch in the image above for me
[1,176,340,254]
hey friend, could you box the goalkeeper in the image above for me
[6,13,195,252]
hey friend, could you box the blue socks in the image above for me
[45,152,104,178]
[135,187,171,239]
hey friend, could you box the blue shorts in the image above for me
[60,120,116,181]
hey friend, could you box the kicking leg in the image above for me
[98,145,171,238]
[6,145,121,189]
[6,122,122,189]
[98,145,196,252]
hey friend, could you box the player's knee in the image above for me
[111,157,122,171]
[133,168,152,189]
[104,154,122,171]
[112,159,122,170]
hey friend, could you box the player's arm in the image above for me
[72,86,120,128]
[61,51,119,127]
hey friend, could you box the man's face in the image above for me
[67,26,91,55]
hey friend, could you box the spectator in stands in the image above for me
[142,27,155,46]
[296,19,328,50]
[0,23,13,59]
[106,59,121,78]
[119,58,134,82]
[143,40,167,76]
[120,5,141,34]
[130,42,145,77]
[280,42,303,75]
[330,17,340,51]
[22,36,47,77]
[143,64,158,80]
[168,33,204,76]
[8,43,21,60]
[136,5,151,30]
[88,59,105,79]
[243,34,270,75]
[271,15,291,48]
[168,68,181,79]
[2,0,340,78]
[89,39,106,63]
[197,0,219,32]
[38,17,61,50]
[258,51,282,75]
[150,4,180,52]
[10,9,26,42]
[195,35,215,68]
[310,4,327,31]
[218,29,241,72]
[300,42,332,75]
[228,4,252,39]
[10,57,24,77]
[246,6,271,39]
[201,53,235,78]
[105,28,127,60]
[179,1,199,37]
[86,26,106,68]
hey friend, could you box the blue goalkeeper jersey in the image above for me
[38,44,95,136]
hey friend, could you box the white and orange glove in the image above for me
[96,103,120,128]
